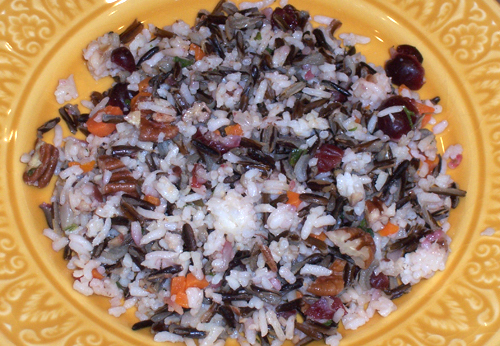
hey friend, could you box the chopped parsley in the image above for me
[174,56,194,68]
[289,148,306,166]
[64,224,79,232]
[359,218,374,237]
[403,106,415,129]
[255,32,262,40]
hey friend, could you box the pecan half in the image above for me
[139,117,179,142]
[307,258,345,296]
[326,227,376,269]
[23,140,59,188]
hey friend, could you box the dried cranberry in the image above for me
[370,271,389,290]
[331,89,348,103]
[385,54,425,90]
[396,44,423,63]
[304,297,346,321]
[271,5,299,31]
[314,144,344,174]
[193,129,240,155]
[111,47,136,73]
[107,82,137,114]
[377,95,419,140]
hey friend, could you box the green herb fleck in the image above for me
[265,47,274,54]
[124,99,131,106]
[323,320,334,327]
[348,127,357,132]
[255,32,262,40]
[64,224,79,232]
[403,106,415,129]
[27,168,36,177]
[174,56,194,68]
[359,218,374,237]
[289,148,306,167]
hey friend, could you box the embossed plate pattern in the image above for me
[1,0,500,345]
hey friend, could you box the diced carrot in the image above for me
[143,195,161,206]
[309,232,327,242]
[68,160,96,173]
[398,84,410,94]
[174,292,190,308]
[421,113,433,127]
[224,124,243,136]
[214,129,221,136]
[86,117,116,137]
[138,77,152,93]
[379,222,399,236]
[86,106,123,137]
[92,268,104,280]
[186,273,209,289]
[354,117,361,124]
[286,191,301,208]
[101,105,123,116]
[130,91,152,111]
[415,102,435,114]
[170,276,186,295]
[190,43,206,61]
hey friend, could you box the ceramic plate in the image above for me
[1,0,500,345]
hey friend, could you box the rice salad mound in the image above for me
[22,0,466,345]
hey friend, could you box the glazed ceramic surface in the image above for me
[1,0,500,345]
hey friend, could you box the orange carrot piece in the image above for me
[421,113,433,127]
[186,273,209,289]
[398,84,410,94]
[138,77,152,93]
[92,268,104,280]
[190,43,206,61]
[224,124,243,136]
[170,276,186,295]
[379,222,399,236]
[86,117,116,137]
[286,191,301,208]
[130,91,152,111]
[174,292,190,308]
[415,102,435,114]
[309,232,327,242]
[86,106,122,137]
[68,160,96,173]
[143,195,161,206]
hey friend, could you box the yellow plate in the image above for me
[1,0,499,345]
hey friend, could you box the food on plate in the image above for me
[21,0,466,345]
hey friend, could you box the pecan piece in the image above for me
[103,182,139,196]
[139,117,179,142]
[326,227,376,269]
[23,140,59,188]
[307,259,345,296]
[109,169,135,183]
[98,155,125,171]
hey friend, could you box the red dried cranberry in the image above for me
[304,297,346,321]
[377,95,419,140]
[107,82,137,114]
[396,44,423,63]
[385,54,425,90]
[193,129,240,155]
[370,271,389,290]
[315,144,344,174]
[111,47,136,73]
